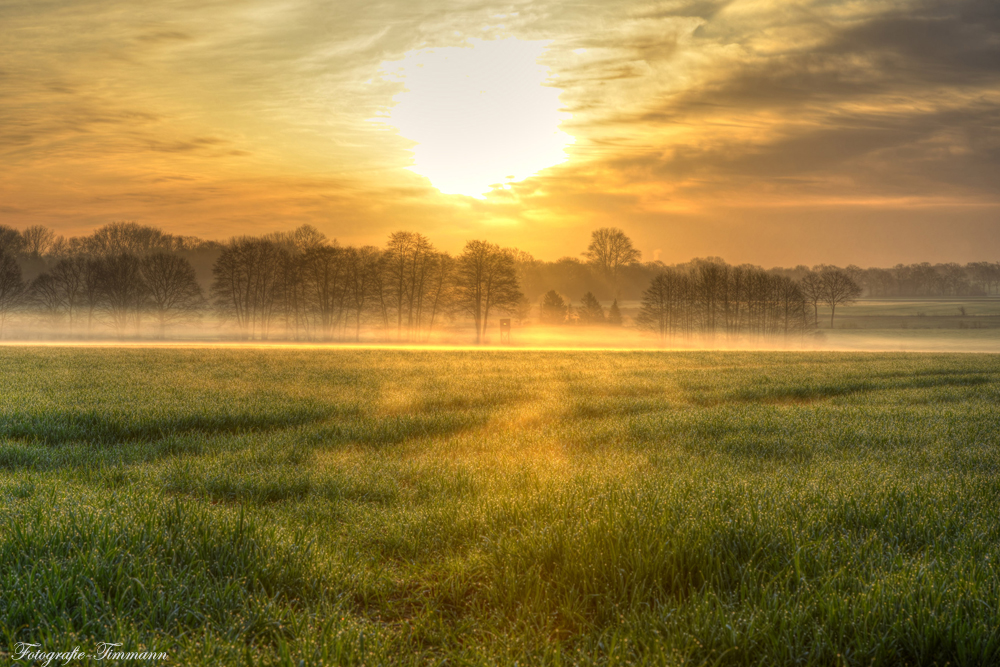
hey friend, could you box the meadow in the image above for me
[1,347,999,666]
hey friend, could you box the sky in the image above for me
[1,0,998,267]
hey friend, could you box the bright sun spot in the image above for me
[381,38,574,198]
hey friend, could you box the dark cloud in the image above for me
[561,0,1000,209]
[825,0,1000,83]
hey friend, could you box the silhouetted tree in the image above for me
[539,290,568,325]
[141,253,205,337]
[211,237,286,340]
[275,249,307,338]
[21,225,55,258]
[302,245,347,340]
[577,292,605,325]
[50,257,87,333]
[821,270,862,328]
[775,276,809,338]
[0,250,27,335]
[513,294,532,326]
[29,273,63,326]
[584,227,641,297]
[344,245,382,341]
[0,226,26,257]
[800,272,824,326]
[694,260,728,340]
[385,231,416,338]
[607,299,622,326]
[84,222,175,257]
[292,224,327,253]
[422,252,455,339]
[95,253,146,337]
[454,240,522,344]
[636,270,688,341]
[80,258,103,336]
[383,231,438,340]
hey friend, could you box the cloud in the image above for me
[0,0,997,265]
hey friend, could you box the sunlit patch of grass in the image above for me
[1,347,999,665]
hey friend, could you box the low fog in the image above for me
[0,222,997,354]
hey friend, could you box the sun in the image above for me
[381,38,574,198]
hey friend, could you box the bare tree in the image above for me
[694,260,728,340]
[301,245,347,340]
[80,258,103,336]
[775,276,809,338]
[454,240,522,344]
[0,226,26,257]
[276,250,308,339]
[84,222,174,257]
[29,273,64,327]
[344,245,382,342]
[21,225,55,258]
[96,254,147,337]
[800,272,824,326]
[292,224,328,253]
[0,250,26,335]
[384,231,416,339]
[50,257,87,333]
[211,237,286,340]
[383,231,436,340]
[844,264,866,295]
[369,252,392,333]
[422,252,455,339]
[822,270,862,328]
[636,270,688,341]
[140,253,205,337]
[583,228,641,297]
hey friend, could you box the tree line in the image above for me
[0,221,992,341]
[0,222,524,341]
[0,224,208,337]
[210,229,520,342]
[632,261,862,343]
[846,262,1000,297]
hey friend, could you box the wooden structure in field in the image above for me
[499,318,511,344]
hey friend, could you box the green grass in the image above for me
[1,347,999,666]
[826,298,1000,333]
[837,298,1000,318]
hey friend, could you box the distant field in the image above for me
[2,348,999,666]
[614,296,1000,319]
[838,297,1000,318]
[831,298,1000,333]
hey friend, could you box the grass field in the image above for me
[829,299,1000,335]
[836,298,1000,318]
[1,347,999,666]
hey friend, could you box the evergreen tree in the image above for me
[608,298,622,326]
[577,292,605,325]
[539,290,567,325]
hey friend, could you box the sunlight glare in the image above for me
[382,38,574,198]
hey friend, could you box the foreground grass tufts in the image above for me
[1,348,999,665]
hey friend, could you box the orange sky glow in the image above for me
[1,0,998,266]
